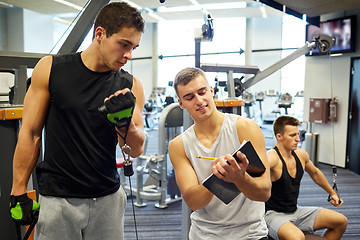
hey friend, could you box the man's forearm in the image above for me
[312,171,337,196]
[117,121,144,158]
[11,131,41,196]
[235,173,271,201]
[183,185,214,211]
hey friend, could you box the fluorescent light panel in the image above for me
[123,0,164,21]
[158,2,247,13]
[53,0,83,11]
[122,0,142,10]
[0,1,13,8]
[188,0,200,5]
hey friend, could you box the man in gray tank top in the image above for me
[265,116,347,240]
[169,67,271,239]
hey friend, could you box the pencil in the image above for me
[196,156,216,160]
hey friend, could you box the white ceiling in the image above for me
[0,0,283,23]
[0,0,360,23]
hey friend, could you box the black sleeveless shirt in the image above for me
[265,146,304,213]
[36,52,133,198]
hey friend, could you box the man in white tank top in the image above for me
[169,67,271,239]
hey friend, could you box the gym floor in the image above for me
[120,123,360,240]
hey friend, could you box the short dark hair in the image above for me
[273,115,300,136]
[173,67,207,97]
[94,2,145,38]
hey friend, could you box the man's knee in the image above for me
[337,214,348,231]
[314,209,347,231]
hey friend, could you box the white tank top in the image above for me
[182,113,268,239]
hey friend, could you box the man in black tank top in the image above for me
[265,116,347,240]
[10,3,146,240]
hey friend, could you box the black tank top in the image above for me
[265,146,304,213]
[36,52,133,198]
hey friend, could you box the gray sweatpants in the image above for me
[34,187,127,240]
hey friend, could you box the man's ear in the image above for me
[210,86,214,98]
[276,133,282,141]
[178,98,185,109]
[94,26,106,41]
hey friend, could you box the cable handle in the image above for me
[121,144,134,177]
[327,166,342,205]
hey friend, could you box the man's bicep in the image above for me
[267,151,278,169]
[248,123,269,169]
[21,56,52,134]
[169,138,198,194]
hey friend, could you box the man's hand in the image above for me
[9,193,40,226]
[212,151,249,183]
[99,89,136,129]
[328,193,343,207]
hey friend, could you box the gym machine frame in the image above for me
[199,34,335,96]
[120,103,183,209]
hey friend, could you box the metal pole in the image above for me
[13,65,27,104]
[57,0,110,54]
[195,39,201,68]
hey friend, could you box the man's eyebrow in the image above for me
[182,92,194,99]
[181,87,207,99]
[122,39,139,48]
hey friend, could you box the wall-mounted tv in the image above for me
[306,15,356,56]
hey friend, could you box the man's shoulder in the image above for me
[235,115,258,128]
[235,115,263,142]
[51,52,80,67]
[168,134,185,157]
[267,149,281,167]
[293,148,309,159]
[293,148,310,165]
[267,148,277,156]
[169,133,183,147]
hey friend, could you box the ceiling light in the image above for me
[53,0,83,11]
[158,2,246,13]
[53,16,72,25]
[189,0,200,5]
[260,6,268,18]
[122,1,164,21]
[144,7,164,21]
[122,0,142,10]
[0,1,13,8]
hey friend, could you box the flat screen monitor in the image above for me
[306,15,356,56]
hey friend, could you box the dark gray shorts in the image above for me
[264,207,321,240]
[35,187,127,240]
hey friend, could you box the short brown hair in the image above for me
[94,2,145,38]
[273,115,300,136]
[173,67,207,97]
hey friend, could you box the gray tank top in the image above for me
[182,113,268,239]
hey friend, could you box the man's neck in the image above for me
[276,144,293,159]
[193,110,224,145]
[81,44,110,72]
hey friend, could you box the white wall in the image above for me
[304,8,360,167]
[249,17,283,117]
[23,9,53,53]
[7,8,24,52]
[0,8,7,50]
[123,23,154,98]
